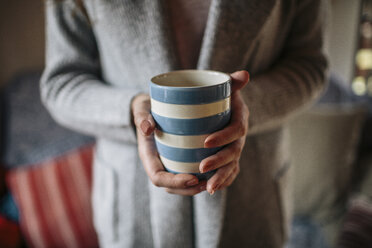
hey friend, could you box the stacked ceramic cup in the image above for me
[150,70,231,180]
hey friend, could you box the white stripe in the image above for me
[67,151,91,222]
[16,172,47,248]
[34,161,62,244]
[155,129,208,148]
[43,162,79,248]
[151,97,230,119]
[160,156,200,173]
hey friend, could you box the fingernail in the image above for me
[209,190,215,195]
[201,166,210,173]
[206,138,219,148]
[140,120,151,135]
[204,139,213,147]
[186,178,198,187]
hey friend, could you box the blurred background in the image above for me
[0,0,371,248]
[0,0,44,87]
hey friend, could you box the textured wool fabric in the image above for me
[41,0,328,247]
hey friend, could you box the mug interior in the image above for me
[151,70,230,88]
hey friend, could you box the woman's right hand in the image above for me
[131,94,207,195]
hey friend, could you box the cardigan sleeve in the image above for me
[243,0,329,135]
[40,0,142,143]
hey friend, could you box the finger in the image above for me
[230,70,249,93]
[165,181,207,196]
[204,94,249,148]
[206,161,236,195]
[151,171,201,189]
[199,139,242,173]
[137,133,199,189]
[132,94,156,136]
[140,114,156,136]
[216,164,240,191]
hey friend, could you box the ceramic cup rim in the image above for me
[150,69,231,89]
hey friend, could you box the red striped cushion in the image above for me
[6,145,98,248]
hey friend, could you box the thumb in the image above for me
[131,94,156,136]
[231,70,250,93]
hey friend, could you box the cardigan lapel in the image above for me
[197,0,276,72]
[194,0,276,246]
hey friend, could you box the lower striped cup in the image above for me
[150,70,232,180]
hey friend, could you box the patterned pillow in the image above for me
[6,145,98,248]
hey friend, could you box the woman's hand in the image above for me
[200,71,250,195]
[131,94,207,196]
[131,70,249,196]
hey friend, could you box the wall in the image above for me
[0,0,364,87]
[329,0,361,84]
[0,0,45,87]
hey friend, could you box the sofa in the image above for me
[0,71,371,248]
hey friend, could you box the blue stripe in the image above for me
[152,110,231,135]
[165,168,216,181]
[150,81,231,104]
[155,140,223,163]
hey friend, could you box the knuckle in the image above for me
[215,175,225,184]
[232,144,241,157]
[236,165,240,174]
[232,162,239,170]
[172,176,183,188]
[153,180,161,188]
[151,175,162,187]
[173,179,182,189]
[225,178,232,187]
[230,160,238,169]
[214,153,224,164]
[240,121,248,135]
[244,105,249,115]
[241,102,249,114]
[243,125,248,135]
[238,124,245,136]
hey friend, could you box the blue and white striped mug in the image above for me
[150,70,232,180]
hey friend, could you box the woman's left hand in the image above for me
[201,70,249,195]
